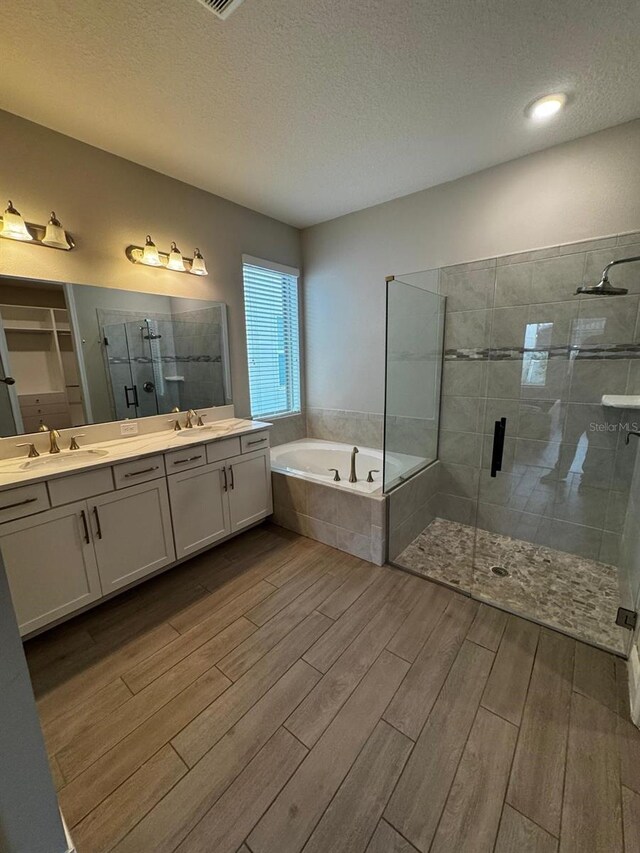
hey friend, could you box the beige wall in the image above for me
[302,119,640,414]
[0,110,302,418]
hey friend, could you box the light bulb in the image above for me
[190,248,208,276]
[142,234,162,266]
[167,241,186,271]
[0,200,33,241]
[527,93,567,121]
[42,211,71,249]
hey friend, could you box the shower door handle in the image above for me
[490,418,507,478]
[124,385,139,409]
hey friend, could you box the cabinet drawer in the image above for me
[19,392,67,407]
[165,446,207,473]
[206,437,241,464]
[0,483,50,523]
[241,431,270,453]
[48,468,114,507]
[113,455,166,489]
[21,403,70,417]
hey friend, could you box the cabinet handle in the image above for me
[229,465,235,490]
[222,466,228,492]
[172,455,202,465]
[124,466,160,478]
[246,437,267,446]
[92,506,103,539]
[0,497,38,512]
[80,509,91,544]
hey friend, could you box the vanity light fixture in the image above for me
[0,200,75,249]
[0,200,33,241]
[126,238,209,275]
[526,92,567,121]
[167,241,186,272]
[191,248,208,276]
[141,234,162,266]
[42,212,72,249]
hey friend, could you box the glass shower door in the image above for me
[473,279,631,652]
[124,320,160,418]
[102,320,159,419]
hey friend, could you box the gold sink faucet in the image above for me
[49,428,61,454]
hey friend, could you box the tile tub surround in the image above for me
[388,460,441,560]
[269,413,307,447]
[432,230,640,567]
[397,518,626,654]
[307,408,384,448]
[271,471,387,564]
[306,408,438,464]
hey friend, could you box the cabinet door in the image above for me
[168,460,231,558]
[0,501,101,636]
[227,450,272,533]
[91,479,175,594]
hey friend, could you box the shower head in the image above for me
[575,273,628,296]
[575,254,640,296]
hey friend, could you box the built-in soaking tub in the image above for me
[271,438,426,493]
[270,439,426,565]
[272,439,383,493]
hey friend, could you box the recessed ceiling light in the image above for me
[526,93,568,121]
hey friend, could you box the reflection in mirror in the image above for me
[0,276,232,437]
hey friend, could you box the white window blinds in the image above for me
[243,258,301,419]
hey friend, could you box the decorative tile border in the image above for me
[445,343,640,362]
[108,354,222,365]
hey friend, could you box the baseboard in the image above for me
[629,644,640,726]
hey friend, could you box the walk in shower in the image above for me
[99,305,229,420]
[385,233,640,654]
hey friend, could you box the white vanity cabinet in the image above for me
[168,448,272,557]
[0,480,174,633]
[227,450,272,532]
[0,426,272,636]
[90,479,175,593]
[169,460,231,558]
[0,501,102,635]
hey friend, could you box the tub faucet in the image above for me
[349,446,359,483]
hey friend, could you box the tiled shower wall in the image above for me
[436,230,640,566]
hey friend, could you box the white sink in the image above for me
[173,420,246,438]
[19,449,109,470]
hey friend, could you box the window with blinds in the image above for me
[242,257,301,419]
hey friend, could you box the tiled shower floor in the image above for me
[396,517,627,654]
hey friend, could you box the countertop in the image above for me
[0,418,271,493]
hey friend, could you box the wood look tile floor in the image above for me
[25,523,640,853]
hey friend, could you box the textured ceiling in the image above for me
[1,0,640,227]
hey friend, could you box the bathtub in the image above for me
[270,439,429,564]
[270,438,427,494]
[271,439,384,493]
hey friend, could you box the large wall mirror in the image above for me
[0,276,232,437]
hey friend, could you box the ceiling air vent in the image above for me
[196,0,246,19]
